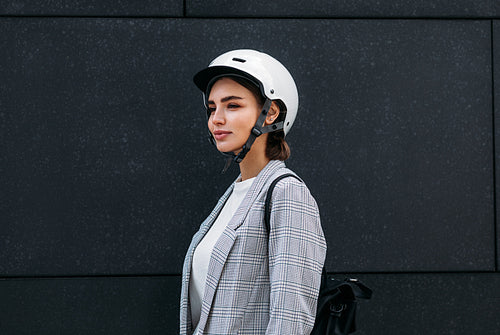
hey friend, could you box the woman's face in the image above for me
[207,77,261,154]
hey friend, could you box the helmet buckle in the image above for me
[252,127,263,137]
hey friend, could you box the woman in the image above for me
[180,49,327,334]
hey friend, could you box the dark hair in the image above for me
[228,76,291,161]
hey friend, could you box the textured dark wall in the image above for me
[0,1,183,16]
[0,2,499,334]
[496,21,500,269]
[187,0,500,18]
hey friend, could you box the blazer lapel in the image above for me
[196,160,287,332]
[196,226,237,332]
[179,182,235,334]
[227,160,285,231]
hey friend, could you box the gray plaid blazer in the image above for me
[180,160,327,334]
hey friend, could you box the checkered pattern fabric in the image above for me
[180,160,327,334]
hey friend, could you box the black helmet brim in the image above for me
[193,66,262,96]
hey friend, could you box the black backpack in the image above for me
[264,173,372,335]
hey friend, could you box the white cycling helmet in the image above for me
[193,49,299,135]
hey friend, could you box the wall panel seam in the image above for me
[493,19,499,273]
[1,271,499,280]
[0,15,497,20]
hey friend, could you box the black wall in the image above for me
[1,2,499,334]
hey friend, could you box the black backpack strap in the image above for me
[265,173,373,335]
[264,173,302,233]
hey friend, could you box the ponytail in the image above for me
[266,130,290,161]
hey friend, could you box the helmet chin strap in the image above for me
[208,98,284,174]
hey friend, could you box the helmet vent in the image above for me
[232,57,246,63]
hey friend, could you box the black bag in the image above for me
[311,271,372,335]
[264,173,372,335]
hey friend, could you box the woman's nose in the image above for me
[211,107,225,124]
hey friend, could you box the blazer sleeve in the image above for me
[266,178,327,334]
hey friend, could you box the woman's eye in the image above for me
[207,107,215,115]
[227,103,240,109]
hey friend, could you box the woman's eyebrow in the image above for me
[208,96,244,104]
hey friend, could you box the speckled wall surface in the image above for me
[494,20,500,278]
[0,1,183,16]
[186,0,499,18]
[0,2,499,334]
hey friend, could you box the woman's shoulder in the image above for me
[266,167,320,221]
[253,160,315,202]
[266,164,316,200]
[265,161,302,184]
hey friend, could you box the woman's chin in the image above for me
[216,144,241,154]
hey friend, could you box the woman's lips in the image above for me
[213,130,231,140]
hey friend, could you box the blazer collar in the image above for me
[195,160,287,333]
[198,160,286,233]
[227,160,286,231]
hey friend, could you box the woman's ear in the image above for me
[265,102,280,125]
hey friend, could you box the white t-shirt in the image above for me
[189,177,255,331]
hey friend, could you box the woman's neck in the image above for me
[238,136,270,181]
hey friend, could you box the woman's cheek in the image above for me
[207,118,214,132]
